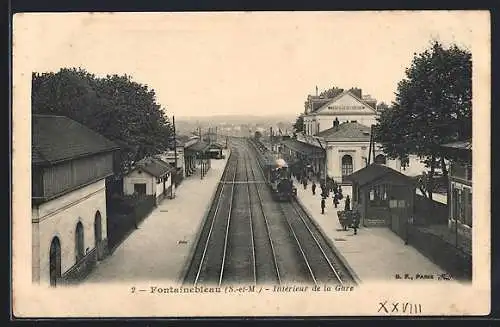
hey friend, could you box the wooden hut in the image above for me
[345,164,416,239]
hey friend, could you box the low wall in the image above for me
[408,226,472,281]
[107,195,155,251]
[60,248,97,284]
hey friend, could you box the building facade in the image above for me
[316,122,401,184]
[303,89,378,136]
[441,140,472,240]
[32,115,119,286]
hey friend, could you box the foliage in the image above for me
[373,41,471,199]
[32,68,174,176]
[254,130,262,140]
[293,115,304,134]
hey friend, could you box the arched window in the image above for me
[375,154,387,165]
[94,211,102,260]
[341,155,353,176]
[49,237,61,287]
[75,222,84,262]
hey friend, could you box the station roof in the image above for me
[185,140,210,153]
[316,122,371,142]
[280,138,324,156]
[32,114,119,166]
[134,157,174,178]
[345,164,415,187]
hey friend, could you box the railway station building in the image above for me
[278,137,325,180]
[303,89,378,136]
[32,115,119,286]
[316,122,401,185]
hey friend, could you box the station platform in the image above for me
[293,178,457,283]
[86,150,230,284]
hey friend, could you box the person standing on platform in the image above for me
[312,182,316,195]
[321,197,326,214]
[345,195,351,211]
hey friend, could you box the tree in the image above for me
[32,68,174,176]
[254,130,262,140]
[376,102,390,112]
[293,115,304,134]
[373,41,472,200]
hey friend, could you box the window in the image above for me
[341,155,353,176]
[75,222,84,262]
[369,184,389,207]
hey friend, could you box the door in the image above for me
[134,183,147,195]
[49,237,61,287]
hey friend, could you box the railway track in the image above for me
[184,138,355,286]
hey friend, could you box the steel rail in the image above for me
[218,155,238,286]
[290,201,343,284]
[279,204,318,286]
[246,148,282,285]
[243,154,257,287]
[193,153,236,286]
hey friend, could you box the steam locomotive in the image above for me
[263,158,297,202]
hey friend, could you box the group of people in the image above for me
[312,181,350,215]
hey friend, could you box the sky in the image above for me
[14,11,489,117]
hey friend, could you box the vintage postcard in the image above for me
[12,11,490,317]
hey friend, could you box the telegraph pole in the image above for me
[171,115,177,199]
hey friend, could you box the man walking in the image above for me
[312,182,316,195]
[321,197,326,214]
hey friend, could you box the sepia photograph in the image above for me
[12,11,490,317]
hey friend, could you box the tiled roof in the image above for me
[441,139,472,151]
[311,99,331,112]
[32,114,119,166]
[345,164,414,187]
[135,157,174,178]
[185,140,210,152]
[280,138,324,156]
[316,122,371,142]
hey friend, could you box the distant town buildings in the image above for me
[32,115,119,286]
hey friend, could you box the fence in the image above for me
[414,194,448,225]
[107,194,155,251]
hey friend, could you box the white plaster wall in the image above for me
[326,142,370,180]
[123,170,155,195]
[32,179,107,285]
[155,178,164,196]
